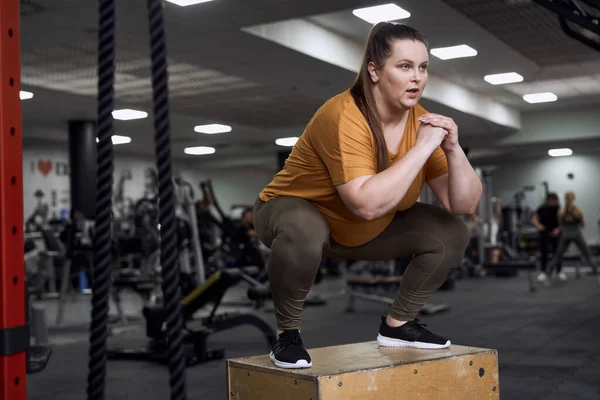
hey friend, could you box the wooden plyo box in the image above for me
[227,341,499,400]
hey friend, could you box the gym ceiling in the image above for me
[19,0,600,167]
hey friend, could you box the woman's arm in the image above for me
[336,143,433,220]
[418,114,482,215]
[447,146,483,213]
[428,146,482,214]
[336,124,448,220]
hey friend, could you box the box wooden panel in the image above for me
[227,341,499,400]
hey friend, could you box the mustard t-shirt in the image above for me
[259,90,448,247]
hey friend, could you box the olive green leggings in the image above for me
[253,196,470,331]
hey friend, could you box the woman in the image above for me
[547,191,599,281]
[253,22,482,369]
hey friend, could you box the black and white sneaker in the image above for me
[377,316,451,349]
[269,330,312,369]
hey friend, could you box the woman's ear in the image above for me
[368,61,379,83]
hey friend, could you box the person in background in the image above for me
[546,191,599,283]
[532,193,563,283]
[239,209,256,236]
[233,208,263,267]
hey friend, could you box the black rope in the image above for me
[146,0,187,399]
[87,0,115,398]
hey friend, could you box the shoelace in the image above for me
[411,318,427,328]
[276,332,303,349]
[403,318,432,335]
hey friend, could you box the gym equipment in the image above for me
[227,341,500,400]
[106,267,276,366]
[113,170,134,220]
[175,176,206,284]
[88,0,190,397]
[23,229,63,297]
[0,0,51,393]
[25,287,52,374]
[196,180,277,307]
[23,248,52,374]
[534,0,600,52]
[469,169,538,292]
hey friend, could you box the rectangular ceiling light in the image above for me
[112,109,148,120]
[20,91,34,100]
[184,146,216,155]
[194,124,232,134]
[523,92,558,103]
[548,148,572,157]
[430,45,477,60]
[484,72,524,85]
[352,3,411,23]
[275,137,299,147]
[95,135,132,145]
[164,0,214,6]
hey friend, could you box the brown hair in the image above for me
[350,22,429,172]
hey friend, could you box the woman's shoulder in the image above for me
[321,90,360,118]
[314,90,369,131]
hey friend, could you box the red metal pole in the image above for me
[0,0,27,398]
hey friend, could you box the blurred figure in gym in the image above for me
[532,193,563,283]
[60,209,92,290]
[234,208,263,267]
[239,209,256,237]
[547,191,600,283]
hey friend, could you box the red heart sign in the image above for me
[37,160,53,176]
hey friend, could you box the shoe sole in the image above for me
[269,352,312,369]
[377,334,451,349]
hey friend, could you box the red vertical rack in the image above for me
[0,0,27,399]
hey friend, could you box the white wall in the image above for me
[489,154,600,243]
[23,143,277,221]
[500,105,600,145]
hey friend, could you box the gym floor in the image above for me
[28,268,600,400]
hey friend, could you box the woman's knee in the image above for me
[257,197,330,255]
[278,215,329,255]
[451,214,471,246]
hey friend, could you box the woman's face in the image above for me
[370,39,429,111]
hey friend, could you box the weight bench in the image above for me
[110,268,158,325]
[107,267,276,366]
[482,260,537,292]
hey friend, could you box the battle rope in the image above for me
[146,0,187,399]
[88,0,186,398]
[87,0,115,398]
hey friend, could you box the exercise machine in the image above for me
[175,176,206,284]
[473,169,538,292]
[23,245,52,374]
[106,267,276,366]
